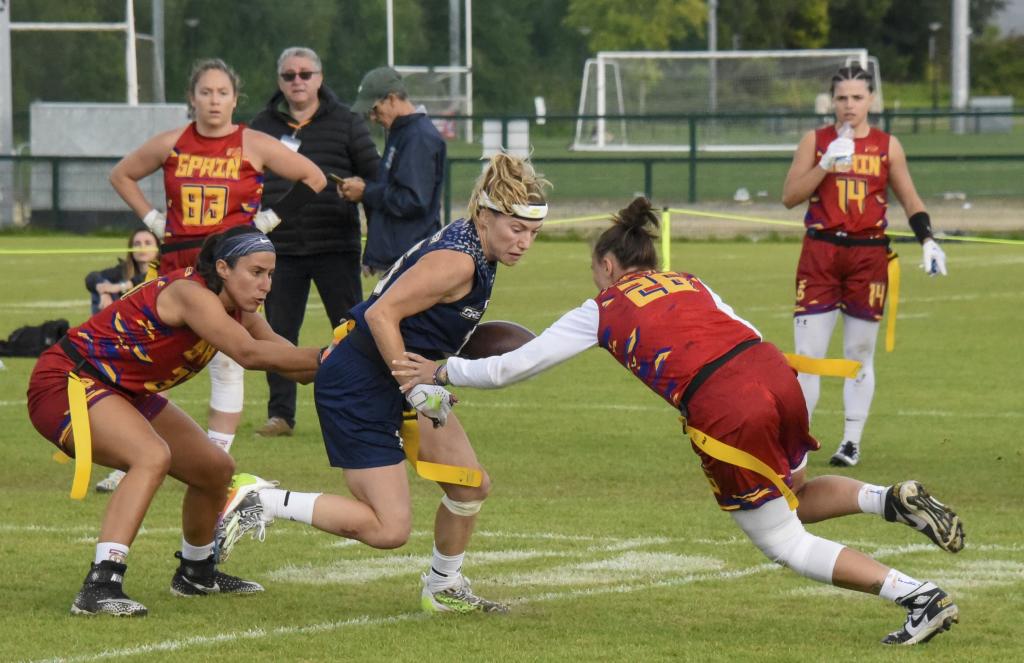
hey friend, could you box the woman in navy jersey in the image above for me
[27,226,320,616]
[781,64,948,467]
[391,196,964,646]
[218,153,549,614]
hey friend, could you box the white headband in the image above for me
[478,190,547,221]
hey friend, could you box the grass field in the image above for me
[0,234,1022,662]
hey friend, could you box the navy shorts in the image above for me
[314,337,407,469]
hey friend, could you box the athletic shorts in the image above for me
[26,345,168,455]
[160,245,202,273]
[794,234,892,321]
[685,342,819,511]
[313,337,407,469]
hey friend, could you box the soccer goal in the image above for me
[573,49,884,153]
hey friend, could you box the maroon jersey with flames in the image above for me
[595,270,761,408]
[162,123,263,240]
[805,126,891,235]
[65,267,239,395]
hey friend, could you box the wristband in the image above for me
[433,364,449,386]
[908,211,933,243]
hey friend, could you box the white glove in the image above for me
[253,209,282,234]
[921,238,947,276]
[818,137,855,172]
[142,209,166,237]
[407,384,456,428]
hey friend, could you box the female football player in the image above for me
[392,196,963,645]
[27,226,320,616]
[108,58,326,472]
[217,152,550,614]
[781,64,947,467]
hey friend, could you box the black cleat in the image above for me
[884,481,965,553]
[881,582,959,645]
[170,551,264,596]
[829,440,860,466]
[70,560,148,617]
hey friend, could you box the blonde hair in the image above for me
[466,152,550,221]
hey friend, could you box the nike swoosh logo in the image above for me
[181,577,219,592]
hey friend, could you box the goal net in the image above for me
[395,66,472,142]
[573,49,884,153]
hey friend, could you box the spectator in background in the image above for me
[339,67,446,275]
[249,47,380,438]
[85,228,159,315]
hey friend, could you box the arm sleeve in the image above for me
[361,133,440,219]
[445,299,600,389]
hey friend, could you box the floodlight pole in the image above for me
[708,0,718,112]
[386,0,394,66]
[950,0,969,133]
[125,0,138,105]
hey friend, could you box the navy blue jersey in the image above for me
[349,219,496,358]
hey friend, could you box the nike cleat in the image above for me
[170,551,264,596]
[884,481,965,553]
[215,473,277,563]
[70,560,148,617]
[881,582,958,645]
[829,440,860,467]
[421,573,509,614]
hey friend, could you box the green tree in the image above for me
[564,0,705,52]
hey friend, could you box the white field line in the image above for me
[24,563,779,663]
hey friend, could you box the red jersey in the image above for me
[65,267,240,395]
[162,123,263,241]
[805,125,891,235]
[595,271,760,408]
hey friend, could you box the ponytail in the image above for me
[593,196,659,270]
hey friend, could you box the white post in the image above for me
[464,0,472,142]
[708,0,717,112]
[0,0,13,154]
[386,0,394,67]
[125,0,138,105]
[950,0,969,133]
[596,54,606,148]
[152,0,165,102]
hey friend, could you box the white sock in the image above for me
[857,483,887,516]
[95,542,129,565]
[427,544,464,589]
[879,568,923,602]
[842,316,878,445]
[181,537,215,561]
[258,488,320,524]
[208,429,235,453]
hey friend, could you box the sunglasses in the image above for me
[280,71,318,82]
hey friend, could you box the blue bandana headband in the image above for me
[216,232,276,261]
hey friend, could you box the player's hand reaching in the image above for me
[921,238,948,276]
[406,383,457,428]
[392,352,444,392]
[818,136,855,172]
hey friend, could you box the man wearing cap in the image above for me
[339,67,446,275]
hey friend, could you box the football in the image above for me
[458,320,537,359]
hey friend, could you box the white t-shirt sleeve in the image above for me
[446,299,600,388]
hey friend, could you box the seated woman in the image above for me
[84,228,159,315]
[27,225,320,617]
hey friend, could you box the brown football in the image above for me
[458,320,537,359]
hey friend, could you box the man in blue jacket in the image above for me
[340,67,446,274]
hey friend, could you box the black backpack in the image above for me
[0,319,70,357]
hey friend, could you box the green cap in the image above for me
[351,67,406,114]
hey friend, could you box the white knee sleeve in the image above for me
[208,352,245,413]
[441,494,483,517]
[731,498,844,584]
[794,311,839,420]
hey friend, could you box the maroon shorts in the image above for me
[159,245,202,273]
[685,343,819,511]
[26,345,168,455]
[794,234,893,321]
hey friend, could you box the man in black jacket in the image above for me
[250,47,380,437]
[339,67,446,274]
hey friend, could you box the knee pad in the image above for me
[731,498,844,584]
[208,352,245,413]
[441,494,483,517]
